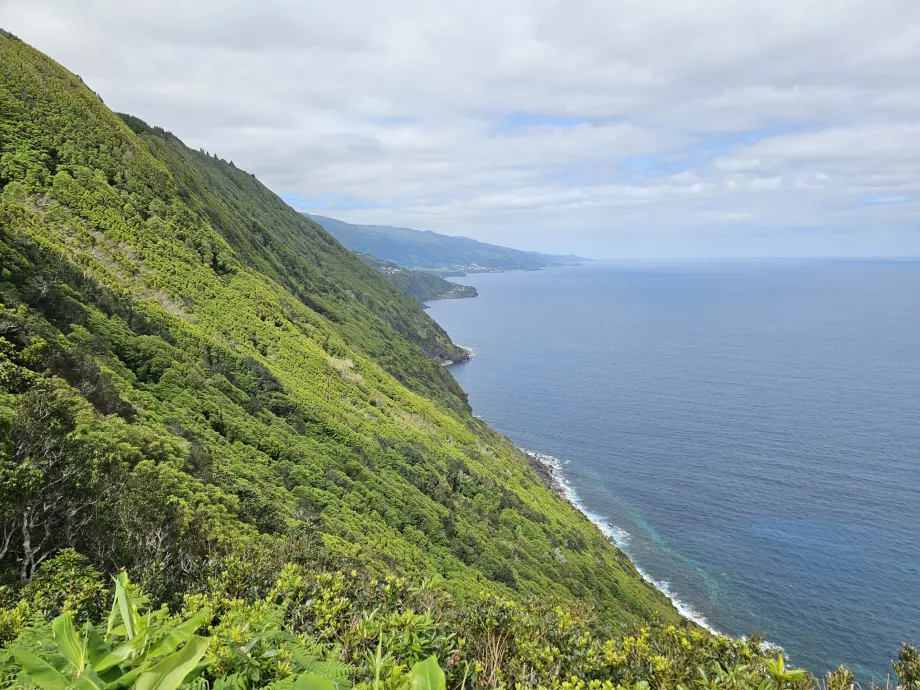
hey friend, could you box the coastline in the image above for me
[442,345,474,366]
[419,286,479,309]
[428,268,714,629]
[431,267,719,636]
[523,449,718,633]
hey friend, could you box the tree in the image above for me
[0,382,103,580]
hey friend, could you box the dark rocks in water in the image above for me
[524,450,569,500]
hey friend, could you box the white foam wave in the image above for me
[443,346,474,367]
[521,448,716,633]
[522,447,788,656]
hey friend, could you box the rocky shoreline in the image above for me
[522,447,724,635]
[523,449,571,500]
[438,345,474,366]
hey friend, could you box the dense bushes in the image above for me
[133,121,471,408]
[0,557,806,690]
[4,555,914,689]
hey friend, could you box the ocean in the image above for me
[425,260,920,682]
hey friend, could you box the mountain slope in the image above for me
[0,29,679,630]
[307,214,583,273]
[356,253,478,304]
[121,116,472,401]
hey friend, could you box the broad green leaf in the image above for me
[83,623,111,667]
[46,654,71,674]
[95,627,150,673]
[107,624,127,637]
[147,610,210,658]
[102,665,144,690]
[52,612,85,672]
[408,656,445,690]
[134,636,210,690]
[11,647,71,690]
[73,664,106,690]
[180,660,210,686]
[107,574,123,638]
[292,671,338,690]
[113,572,139,639]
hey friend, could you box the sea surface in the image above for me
[425,260,920,682]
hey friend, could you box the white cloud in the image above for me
[3,0,919,256]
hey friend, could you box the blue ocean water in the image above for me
[425,260,920,682]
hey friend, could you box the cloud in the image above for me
[4,0,919,257]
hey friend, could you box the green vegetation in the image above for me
[0,28,913,689]
[121,119,471,388]
[355,256,477,306]
[1,557,854,690]
[306,216,583,274]
[0,19,671,649]
[3,567,446,690]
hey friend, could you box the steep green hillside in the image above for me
[0,29,677,632]
[356,254,478,304]
[119,117,472,396]
[307,214,583,273]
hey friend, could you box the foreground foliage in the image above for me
[7,559,890,690]
[2,568,446,690]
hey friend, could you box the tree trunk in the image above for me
[20,509,31,581]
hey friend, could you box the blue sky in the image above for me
[5,0,920,258]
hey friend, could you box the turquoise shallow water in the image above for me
[426,260,920,682]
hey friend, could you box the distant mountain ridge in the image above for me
[306,213,587,273]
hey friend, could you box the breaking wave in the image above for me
[522,448,717,633]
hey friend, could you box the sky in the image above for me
[3,0,920,258]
